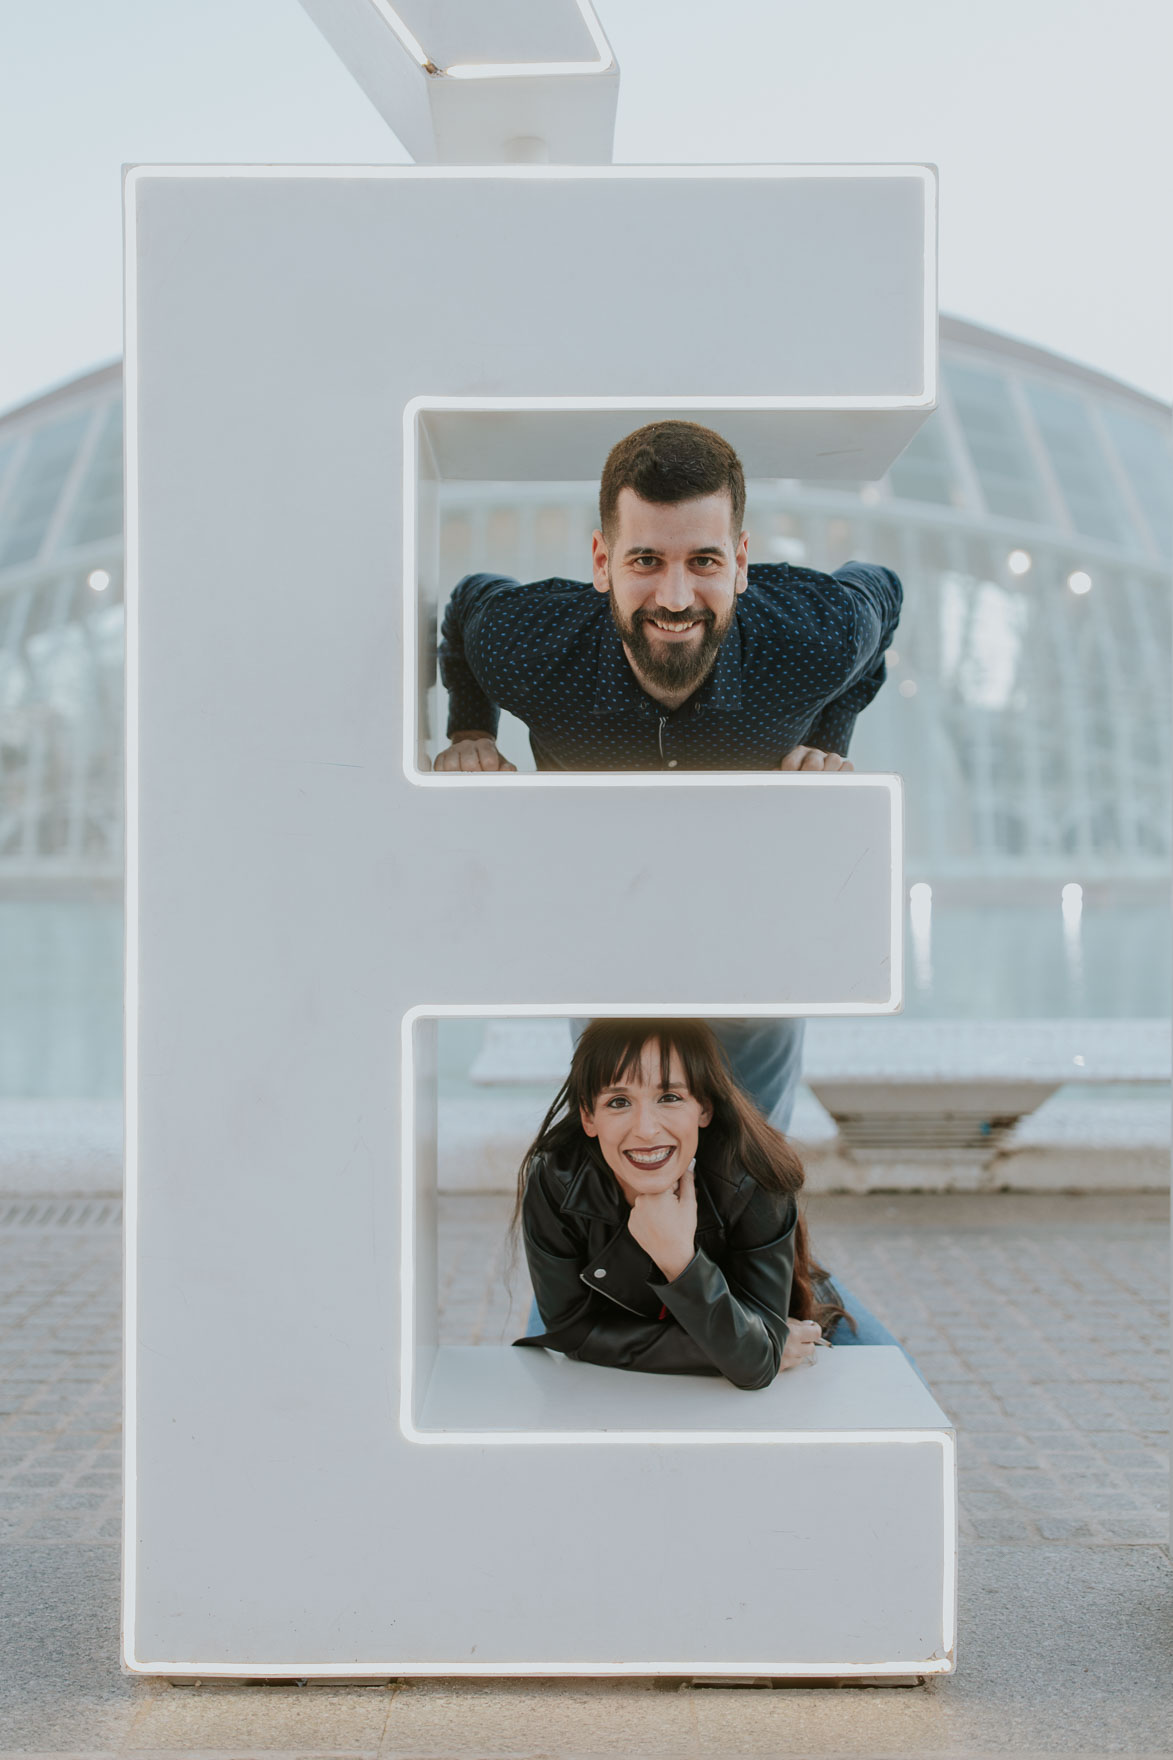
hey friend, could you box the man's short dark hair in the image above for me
[599,421,747,538]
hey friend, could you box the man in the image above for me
[436,420,902,1127]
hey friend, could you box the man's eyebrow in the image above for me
[622,544,726,559]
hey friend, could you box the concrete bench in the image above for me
[801,1018,1170,1184]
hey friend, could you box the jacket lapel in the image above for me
[578,1225,666,1318]
[562,1151,727,1319]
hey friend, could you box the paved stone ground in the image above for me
[0,1190,1170,1756]
[0,1199,122,1547]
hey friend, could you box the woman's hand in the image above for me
[627,1163,698,1283]
[778,1317,823,1372]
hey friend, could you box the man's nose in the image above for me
[653,564,694,611]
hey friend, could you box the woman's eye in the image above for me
[604,1096,630,1109]
[659,1092,683,1103]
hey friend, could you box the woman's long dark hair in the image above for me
[514,1019,850,1337]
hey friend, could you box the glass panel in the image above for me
[0,410,91,569]
[1022,380,1132,547]
[944,362,1049,523]
[58,400,123,549]
[0,436,18,505]
[886,413,960,507]
[939,574,1027,710]
[1098,403,1172,558]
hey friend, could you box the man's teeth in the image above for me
[652,619,697,632]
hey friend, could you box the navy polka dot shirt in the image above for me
[438,561,902,771]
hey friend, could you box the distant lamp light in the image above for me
[887,648,900,667]
[1007,549,1032,576]
[1073,1054,1086,1067]
[898,678,918,698]
[1067,570,1093,595]
[1062,882,1084,993]
[909,882,933,991]
[1061,882,1084,996]
[860,484,881,506]
[87,569,111,592]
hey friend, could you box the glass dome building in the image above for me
[0,318,1168,1031]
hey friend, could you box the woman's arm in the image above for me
[518,1161,730,1375]
[651,1184,799,1390]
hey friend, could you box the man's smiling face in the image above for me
[592,487,749,703]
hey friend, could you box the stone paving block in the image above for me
[971,1515,1039,1540]
[1036,1516,1099,1540]
[1098,1515,1168,1540]
[23,1517,87,1540]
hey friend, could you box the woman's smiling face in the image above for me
[580,1040,712,1201]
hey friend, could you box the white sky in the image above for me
[1,0,1169,416]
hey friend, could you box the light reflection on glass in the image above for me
[940,575,1027,711]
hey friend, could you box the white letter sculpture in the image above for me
[123,163,955,1677]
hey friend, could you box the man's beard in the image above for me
[609,579,734,696]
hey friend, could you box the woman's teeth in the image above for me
[625,1147,674,1168]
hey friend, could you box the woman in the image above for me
[513,1018,905,1392]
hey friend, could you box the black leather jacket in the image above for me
[514,1148,797,1391]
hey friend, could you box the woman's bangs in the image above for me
[575,1021,717,1107]
[577,1025,653,1109]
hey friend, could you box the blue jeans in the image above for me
[820,1283,927,1384]
[570,1017,805,1132]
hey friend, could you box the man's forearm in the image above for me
[438,574,510,739]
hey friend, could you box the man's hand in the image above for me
[626,1163,698,1283]
[778,1318,823,1371]
[779,745,854,773]
[433,732,517,773]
